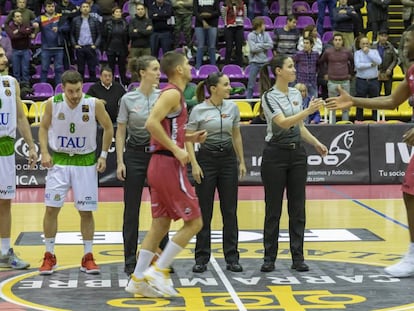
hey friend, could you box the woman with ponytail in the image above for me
[186,72,246,273]
[259,55,328,273]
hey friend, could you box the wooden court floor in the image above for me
[1,185,414,311]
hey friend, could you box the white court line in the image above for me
[210,254,247,311]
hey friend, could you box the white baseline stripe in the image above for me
[210,254,247,311]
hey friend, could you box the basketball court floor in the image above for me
[1,185,414,311]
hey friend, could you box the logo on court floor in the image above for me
[1,258,414,311]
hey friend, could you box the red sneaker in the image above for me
[80,253,100,274]
[39,252,57,275]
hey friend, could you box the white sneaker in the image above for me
[125,274,164,297]
[0,248,30,270]
[384,253,414,277]
[144,264,178,297]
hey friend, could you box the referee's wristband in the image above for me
[100,151,108,159]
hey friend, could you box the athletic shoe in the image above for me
[144,264,178,297]
[0,248,30,270]
[39,252,57,275]
[125,274,164,297]
[80,253,100,274]
[385,253,414,277]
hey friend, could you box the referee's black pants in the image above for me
[260,143,307,264]
[194,148,240,265]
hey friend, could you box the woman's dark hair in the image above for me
[259,54,290,96]
[128,55,157,82]
[195,71,223,102]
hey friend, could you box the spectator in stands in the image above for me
[184,82,198,112]
[103,6,129,85]
[5,10,33,87]
[258,54,327,273]
[403,0,414,30]
[354,35,382,122]
[87,65,126,123]
[221,0,246,66]
[171,0,193,56]
[71,2,102,82]
[294,37,319,98]
[295,83,321,124]
[33,0,69,86]
[6,0,35,25]
[194,0,220,68]
[129,0,141,17]
[246,17,273,99]
[347,0,365,36]
[56,0,79,70]
[333,0,358,50]
[278,0,292,16]
[316,0,336,36]
[85,0,103,23]
[186,72,246,274]
[318,33,354,123]
[273,14,299,58]
[247,0,267,20]
[129,3,153,62]
[366,0,390,42]
[96,0,115,24]
[148,0,173,58]
[373,30,398,97]
[297,25,322,55]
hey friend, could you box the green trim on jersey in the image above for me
[53,94,64,103]
[52,151,96,166]
[0,136,14,156]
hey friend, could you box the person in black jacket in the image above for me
[129,3,152,59]
[70,2,101,81]
[104,6,129,85]
[148,0,173,58]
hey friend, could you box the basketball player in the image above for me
[38,70,113,275]
[326,27,414,278]
[0,44,38,270]
[125,51,207,297]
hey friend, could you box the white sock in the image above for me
[1,238,10,255]
[156,240,183,270]
[409,242,414,254]
[83,240,93,254]
[45,238,55,254]
[133,249,154,279]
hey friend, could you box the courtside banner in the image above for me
[304,124,370,184]
[240,124,370,185]
[369,123,413,184]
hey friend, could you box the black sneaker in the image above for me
[192,263,207,273]
[260,261,275,272]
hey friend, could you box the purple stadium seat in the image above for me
[54,83,63,94]
[256,16,273,30]
[243,17,252,30]
[31,32,42,46]
[273,16,287,28]
[322,31,334,44]
[197,64,219,80]
[292,1,311,14]
[27,82,54,100]
[82,82,94,93]
[297,16,315,30]
[222,64,244,80]
[311,2,329,14]
[321,15,332,30]
[269,1,279,15]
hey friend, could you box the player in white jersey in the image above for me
[0,45,38,270]
[38,70,113,275]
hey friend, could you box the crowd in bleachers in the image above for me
[0,0,411,123]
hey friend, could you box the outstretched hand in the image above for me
[325,85,354,110]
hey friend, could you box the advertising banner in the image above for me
[14,124,413,187]
[369,124,413,184]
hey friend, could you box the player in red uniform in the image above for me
[326,28,414,278]
[125,51,207,297]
